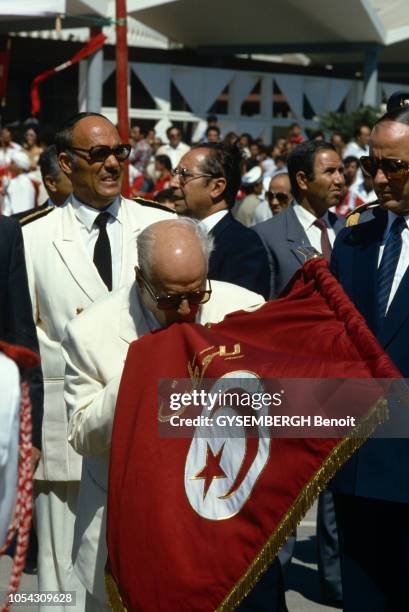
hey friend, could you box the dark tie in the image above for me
[377,216,406,319]
[93,212,112,291]
[313,217,332,262]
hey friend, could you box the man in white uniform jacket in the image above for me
[62,218,264,608]
[22,112,174,609]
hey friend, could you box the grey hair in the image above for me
[137,217,214,282]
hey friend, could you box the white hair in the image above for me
[137,217,214,281]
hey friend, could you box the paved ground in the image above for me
[1,501,338,611]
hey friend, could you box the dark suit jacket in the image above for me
[0,216,43,449]
[208,212,270,299]
[330,207,409,503]
[254,204,345,298]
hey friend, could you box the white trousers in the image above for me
[34,481,86,611]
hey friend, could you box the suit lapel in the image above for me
[286,206,312,266]
[53,202,107,302]
[352,210,385,336]
[119,284,151,344]
[119,198,142,286]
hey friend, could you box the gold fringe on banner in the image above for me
[105,571,127,611]
[218,396,389,610]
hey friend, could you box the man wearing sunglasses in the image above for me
[21,112,174,605]
[253,172,294,224]
[61,218,265,608]
[330,105,409,612]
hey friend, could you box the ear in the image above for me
[44,175,57,195]
[295,170,308,193]
[59,152,73,177]
[209,176,227,200]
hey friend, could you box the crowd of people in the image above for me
[1,90,409,612]
[0,115,377,223]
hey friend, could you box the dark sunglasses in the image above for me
[266,191,290,203]
[69,144,131,163]
[140,273,212,310]
[360,156,409,179]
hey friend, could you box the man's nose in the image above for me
[177,298,191,316]
[170,173,180,188]
[374,168,388,186]
[104,153,120,168]
[334,171,345,185]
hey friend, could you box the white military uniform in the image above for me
[22,195,173,610]
[62,281,264,605]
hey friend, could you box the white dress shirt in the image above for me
[293,203,336,253]
[378,211,409,313]
[155,142,190,169]
[71,195,123,290]
[199,209,229,233]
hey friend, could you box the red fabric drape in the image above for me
[107,259,401,611]
[0,341,39,370]
[30,33,106,116]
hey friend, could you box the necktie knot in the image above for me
[313,217,332,261]
[313,217,327,231]
[94,211,111,229]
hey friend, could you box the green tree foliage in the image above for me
[318,106,381,140]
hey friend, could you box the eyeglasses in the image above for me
[140,273,212,310]
[69,144,131,163]
[171,167,215,183]
[266,191,290,203]
[360,156,409,179]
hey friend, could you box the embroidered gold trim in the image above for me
[19,205,54,226]
[105,571,127,611]
[217,396,388,610]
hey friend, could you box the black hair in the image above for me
[39,144,61,181]
[166,126,181,139]
[155,154,172,172]
[194,142,243,207]
[343,155,359,166]
[54,112,109,154]
[205,125,220,137]
[156,188,175,203]
[287,140,337,198]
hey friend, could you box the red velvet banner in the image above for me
[30,32,106,116]
[107,259,401,611]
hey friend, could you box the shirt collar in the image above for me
[199,209,229,233]
[71,194,122,231]
[294,201,330,230]
[384,210,409,238]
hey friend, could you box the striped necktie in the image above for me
[377,216,406,319]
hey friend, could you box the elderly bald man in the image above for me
[62,217,264,609]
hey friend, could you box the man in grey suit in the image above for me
[254,140,345,607]
[254,140,345,298]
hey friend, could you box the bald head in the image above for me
[136,218,214,325]
[138,218,213,282]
